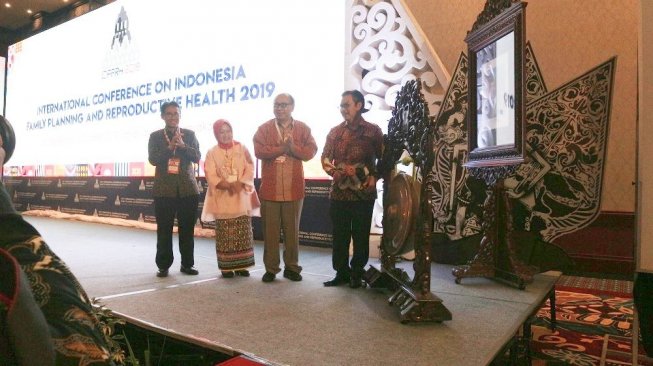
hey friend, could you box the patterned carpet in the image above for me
[556,275,634,297]
[530,276,652,366]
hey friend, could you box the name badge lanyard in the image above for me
[164,128,181,156]
[222,147,238,182]
[275,118,293,163]
[164,128,181,174]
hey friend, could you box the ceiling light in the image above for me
[27,9,33,14]
[4,3,11,8]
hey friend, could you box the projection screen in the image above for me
[5,0,345,177]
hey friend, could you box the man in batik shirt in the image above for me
[321,90,383,289]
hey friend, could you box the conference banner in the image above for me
[5,0,345,179]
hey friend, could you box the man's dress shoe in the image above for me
[323,276,349,287]
[156,268,168,277]
[180,266,199,275]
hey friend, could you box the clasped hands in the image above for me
[282,135,293,155]
[323,159,375,192]
[216,180,244,195]
[168,132,186,150]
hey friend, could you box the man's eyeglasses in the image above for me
[274,103,292,109]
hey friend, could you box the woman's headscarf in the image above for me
[213,119,240,149]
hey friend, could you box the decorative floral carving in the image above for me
[467,165,519,186]
[350,0,448,116]
[383,79,432,169]
[469,0,520,34]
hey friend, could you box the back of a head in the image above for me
[0,116,16,165]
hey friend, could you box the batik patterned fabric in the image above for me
[322,119,383,202]
[0,213,113,365]
[214,215,255,271]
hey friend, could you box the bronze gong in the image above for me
[383,172,419,256]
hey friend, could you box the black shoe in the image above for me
[283,270,302,282]
[180,266,199,275]
[349,269,365,288]
[323,275,350,287]
[349,276,363,289]
[156,268,168,278]
[235,270,250,277]
[262,272,276,283]
[221,271,235,278]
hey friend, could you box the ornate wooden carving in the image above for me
[452,166,537,289]
[469,0,520,34]
[465,1,526,167]
[365,79,451,323]
[451,0,536,289]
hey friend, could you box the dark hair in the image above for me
[341,90,369,113]
[0,115,16,164]
[160,100,180,115]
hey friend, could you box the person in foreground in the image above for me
[202,119,258,278]
[253,93,317,283]
[1,126,114,365]
[148,101,201,278]
[321,90,383,288]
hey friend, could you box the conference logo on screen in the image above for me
[6,42,22,71]
[102,6,140,79]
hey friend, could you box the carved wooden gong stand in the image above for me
[451,166,537,289]
[363,79,451,323]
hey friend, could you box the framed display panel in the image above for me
[465,1,526,168]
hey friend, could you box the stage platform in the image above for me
[24,216,560,366]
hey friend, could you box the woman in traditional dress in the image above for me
[201,119,259,278]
